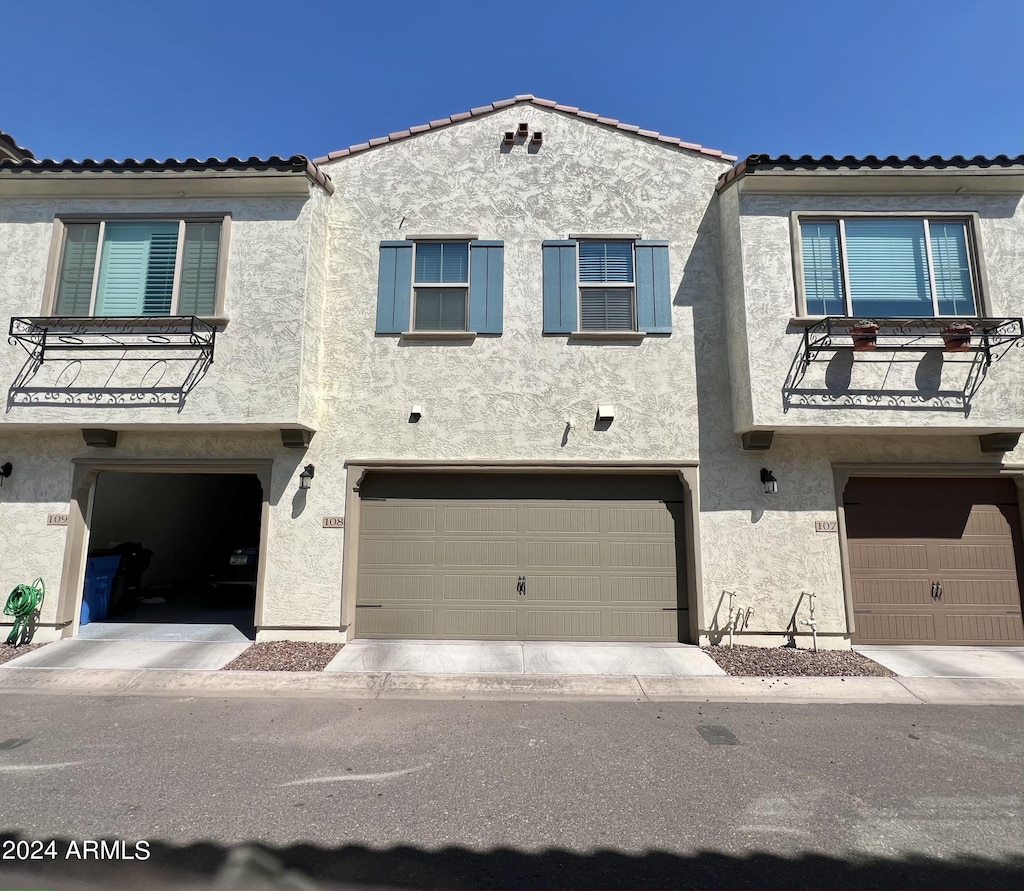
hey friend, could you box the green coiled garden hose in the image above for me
[4,578,44,646]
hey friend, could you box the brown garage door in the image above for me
[354,473,687,641]
[845,477,1024,645]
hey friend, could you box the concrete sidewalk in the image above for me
[1,664,1023,704]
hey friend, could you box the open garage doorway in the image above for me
[80,471,264,640]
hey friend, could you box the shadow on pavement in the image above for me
[1,834,1023,889]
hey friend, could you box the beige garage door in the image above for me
[355,473,687,641]
[846,477,1024,645]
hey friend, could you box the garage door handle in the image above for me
[935,581,942,600]
[516,576,526,596]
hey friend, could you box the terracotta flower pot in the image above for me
[941,323,974,352]
[850,321,880,352]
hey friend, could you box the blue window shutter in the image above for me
[469,241,504,334]
[55,223,99,315]
[845,219,930,317]
[542,240,577,334]
[376,241,413,333]
[635,241,671,333]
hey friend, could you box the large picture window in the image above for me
[53,219,224,317]
[799,217,978,318]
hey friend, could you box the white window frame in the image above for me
[576,238,637,332]
[44,214,230,319]
[411,239,471,332]
[791,211,989,319]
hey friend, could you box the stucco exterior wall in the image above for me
[0,193,320,428]
[729,189,1024,432]
[0,429,343,639]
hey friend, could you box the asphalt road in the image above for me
[0,693,1021,889]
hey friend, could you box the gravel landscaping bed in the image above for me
[702,644,894,677]
[222,641,343,672]
[0,643,45,666]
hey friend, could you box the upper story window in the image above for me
[542,238,671,336]
[413,241,469,331]
[578,241,636,331]
[51,218,224,317]
[799,216,980,318]
[375,239,504,336]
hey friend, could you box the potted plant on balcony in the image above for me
[940,321,974,352]
[849,320,880,351]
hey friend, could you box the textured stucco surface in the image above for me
[0,194,321,428]
[728,191,1024,432]
[0,430,343,635]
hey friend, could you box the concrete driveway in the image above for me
[326,640,726,677]
[854,646,1024,678]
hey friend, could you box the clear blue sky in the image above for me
[4,0,1023,163]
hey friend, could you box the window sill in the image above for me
[568,330,647,342]
[400,330,477,342]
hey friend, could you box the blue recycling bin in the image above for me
[81,555,121,625]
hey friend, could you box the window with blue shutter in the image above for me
[543,238,671,334]
[53,218,223,317]
[377,239,504,335]
[799,216,979,317]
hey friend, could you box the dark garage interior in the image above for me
[83,472,263,638]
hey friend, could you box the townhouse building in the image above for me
[2,100,1021,649]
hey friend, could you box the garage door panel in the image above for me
[963,508,1014,537]
[357,607,433,636]
[361,539,435,567]
[610,576,676,602]
[526,610,602,639]
[610,610,677,640]
[945,614,1024,643]
[608,541,675,569]
[856,612,937,643]
[526,575,602,602]
[525,507,600,534]
[526,541,601,569]
[444,540,518,568]
[359,574,435,601]
[850,578,933,606]
[849,542,928,571]
[941,579,1021,606]
[443,575,517,602]
[443,609,518,637]
[608,507,675,534]
[446,507,518,533]
[937,544,1017,572]
[362,505,436,532]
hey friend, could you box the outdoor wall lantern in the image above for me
[760,468,778,495]
[0,462,10,487]
[299,464,315,491]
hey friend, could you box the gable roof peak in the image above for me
[314,95,736,164]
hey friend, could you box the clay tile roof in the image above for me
[0,129,34,161]
[716,153,1024,191]
[0,154,334,193]
[313,95,737,164]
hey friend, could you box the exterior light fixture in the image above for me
[0,462,10,487]
[299,464,315,491]
[760,468,778,495]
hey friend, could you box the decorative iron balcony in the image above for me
[8,316,216,363]
[799,316,1024,370]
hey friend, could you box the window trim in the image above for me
[409,238,472,333]
[790,211,991,319]
[43,213,231,319]
[576,238,638,333]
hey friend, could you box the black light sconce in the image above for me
[299,464,315,491]
[760,467,778,495]
[0,462,10,487]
